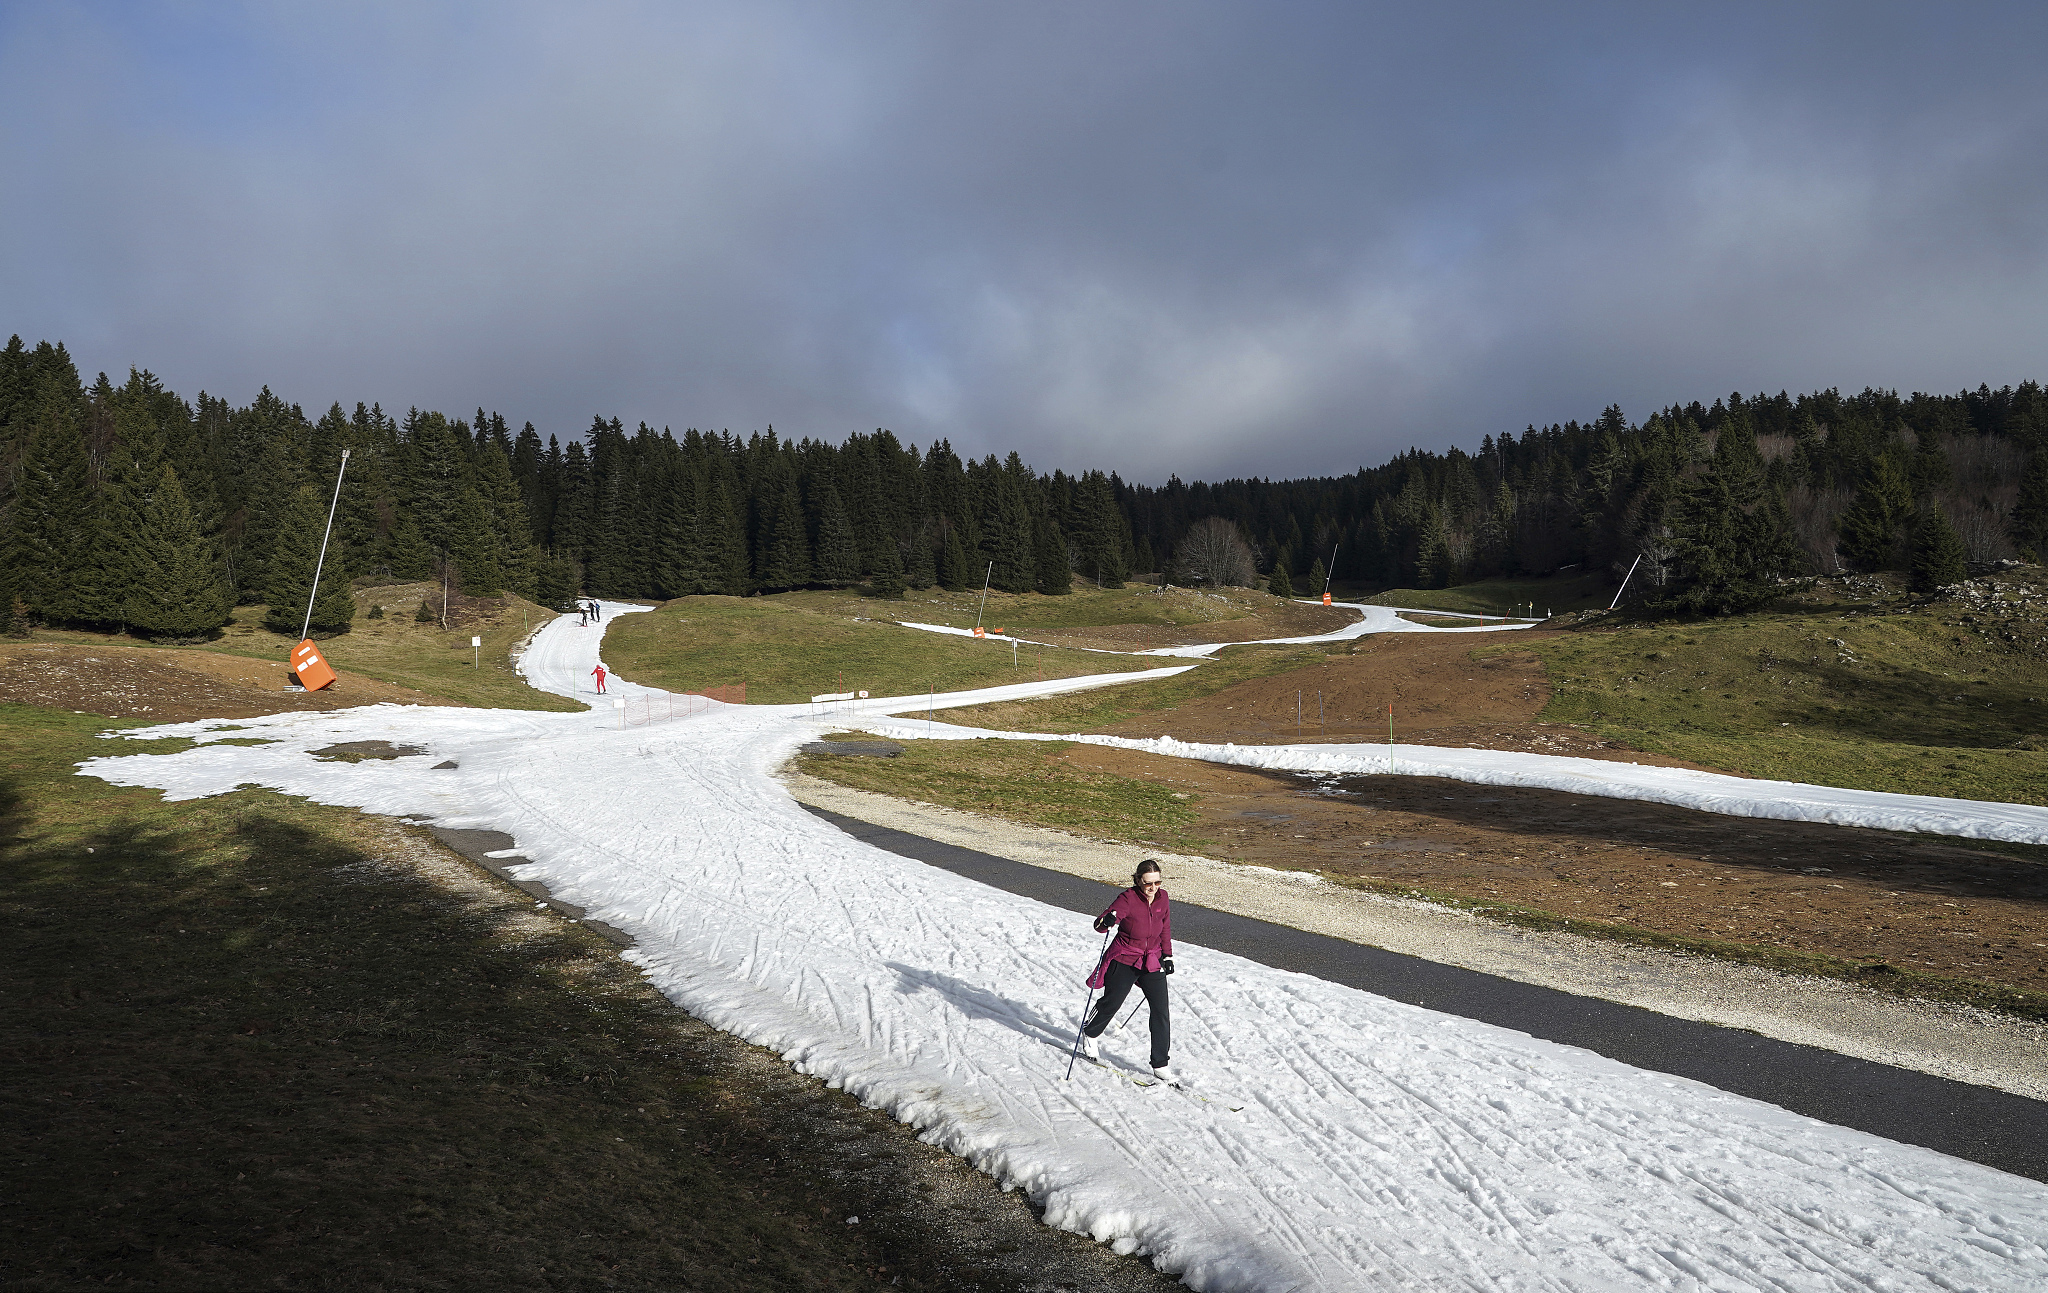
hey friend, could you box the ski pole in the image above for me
[1064,924,1116,1080]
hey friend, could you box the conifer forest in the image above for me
[3,332,2045,640]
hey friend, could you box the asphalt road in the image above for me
[805,804,2048,1185]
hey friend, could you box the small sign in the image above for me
[612,698,625,709]
[471,635,481,647]
[971,627,985,638]
[857,690,868,699]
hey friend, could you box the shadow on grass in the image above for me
[0,792,1053,1291]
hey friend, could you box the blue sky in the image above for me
[3,1,2044,480]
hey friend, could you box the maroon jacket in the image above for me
[1086,887,1173,987]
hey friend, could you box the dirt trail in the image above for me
[0,642,454,722]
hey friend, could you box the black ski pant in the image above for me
[1084,960,1170,1068]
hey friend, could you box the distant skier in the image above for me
[589,599,601,623]
[591,663,607,694]
[577,602,588,627]
[1079,859,1177,1085]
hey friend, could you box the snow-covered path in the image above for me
[78,611,2048,1291]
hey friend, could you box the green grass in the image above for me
[795,738,1209,852]
[919,643,1331,733]
[776,582,1281,632]
[603,596,1168,704]
[1489,598,2048,804]
[1368,572,1614,616]
[30,583,580,712]
[0,703,1089,1290]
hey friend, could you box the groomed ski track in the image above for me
[80,605,2048,1292]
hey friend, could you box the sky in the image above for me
[3,1,2045,482]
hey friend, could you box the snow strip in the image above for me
[896,599,1532,660]
[75,609,2048,1291]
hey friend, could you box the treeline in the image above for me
[4,330,2046,641]
[1122,385,2048,611]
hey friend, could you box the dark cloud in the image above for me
[3,1,2044,479]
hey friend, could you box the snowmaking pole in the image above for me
[1064,924,1116,1080]
[285,451,351,692]
[1608,554,1644,611]
[974,561,994,631]
[302,450,350,641]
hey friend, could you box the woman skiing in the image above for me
[1079,859,1177,1085]
[591,663,607,694]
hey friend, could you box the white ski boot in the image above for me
[1151,1065,1182,1087]
[1080,1034,1101,1062]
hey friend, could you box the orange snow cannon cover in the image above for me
[1322,592,1332,606]
[291,639,338,691]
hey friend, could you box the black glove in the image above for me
[1094,913,1116,933]
[1161,957,1175,975]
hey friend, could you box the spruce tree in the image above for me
[1033,518,1071,595]
[124,465,232,638]
[1836,456,1914,570]
[1267,564,1294,597]
[1656,475,1799,616]
[755,477,812,591]
[870,535,907,599]
[938,524,971,591]
[904,522,936,590]
[1910,507,1967,593]
[812,484,860,587]
[263,486,355,634]
[450,482,502,596]
[1307,558,1327,597]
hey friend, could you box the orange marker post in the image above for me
[292,639,338,691]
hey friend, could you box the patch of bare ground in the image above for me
[0,641,456,721]
[1054,742,2048,1006]
[1023,594,1353,652]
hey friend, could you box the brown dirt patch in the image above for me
[1024,596,1354,652]
[1089,631,1717,770]
[0,643,458,722]
[1055,743,2048,998]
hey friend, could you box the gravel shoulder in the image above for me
[781,769,2048,1104]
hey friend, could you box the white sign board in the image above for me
[471,636,481,647]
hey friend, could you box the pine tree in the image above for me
[263,486,355,634]
[870,534,907,599]
[904,521,936,590]
[124,465,232,638]
[812,484,859,586]
[938,524,971,591]
[1656,475,1800,616]
[1307,558,1327,596]
[1836,456,1915,570]
[755,476,812,590]
[1910,507,1967,593]
[1267,564,1294,597]
[533,552,579,610]
[450,482,502,596]
[1033,518,1071,595]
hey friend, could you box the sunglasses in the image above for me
[1139,878,1163,886]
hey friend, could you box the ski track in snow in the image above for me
[77,606,2048,1292]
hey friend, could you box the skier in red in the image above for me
[591,663,607,694]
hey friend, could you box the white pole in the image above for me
[301,449,350,641]
[1323,542,1338,596]
[974,561,994,630]
[1608,554,1644,611]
